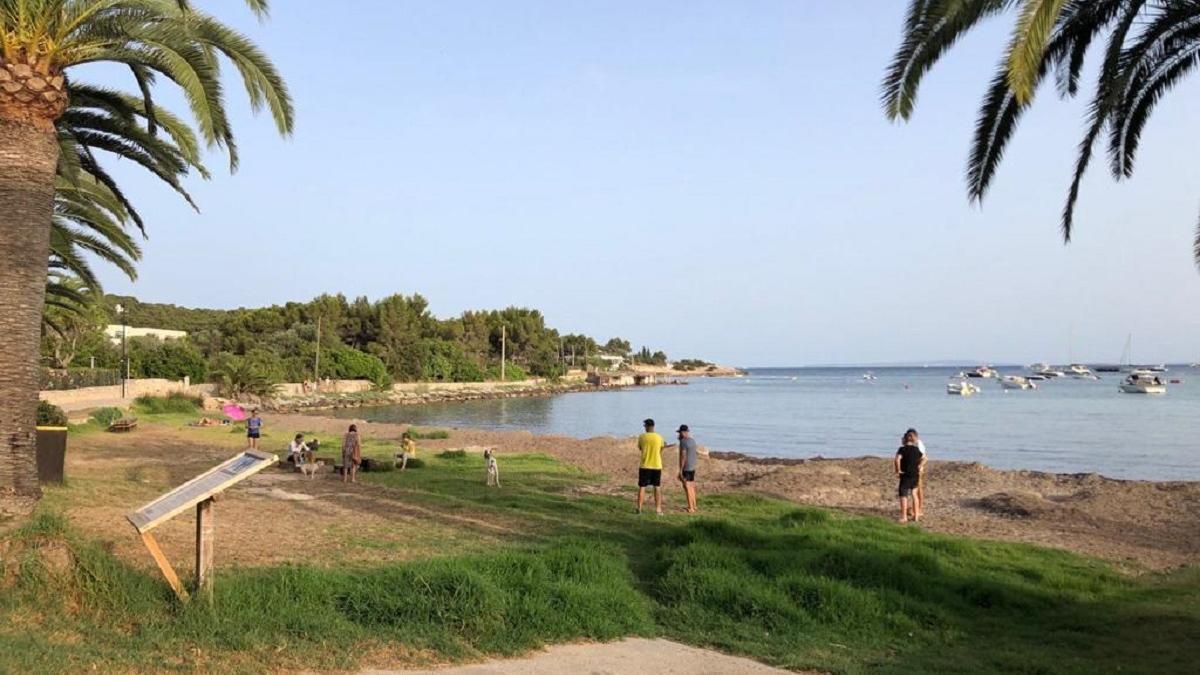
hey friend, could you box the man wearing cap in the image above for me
[636,418,665,515]
[672,425,699,513]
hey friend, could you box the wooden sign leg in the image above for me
[195,497,215,602]
[140,531,189,602]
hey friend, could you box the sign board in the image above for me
[126,450,277,533]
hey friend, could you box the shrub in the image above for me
[419,340,484,382]
[405,457,426,469]
[484,363,528,381]
[325,345,390,387]
[37,400,68,426]
[88,407,124,427]
[408,428,449,440]
[129,337,207,382]
[210,353,278,397]
[437,449,468,460]
[133,392,203,415]
[674,358,711,371]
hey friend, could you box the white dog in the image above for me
[484,449,500,487]
[298,460,325,479]
[393,451,409,471]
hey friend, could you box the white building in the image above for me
[104,325,188,344]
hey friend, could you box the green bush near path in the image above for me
[88,407,124,427]
[3,450,1197,673]
[407,428,450,440]
[133,392,204,415]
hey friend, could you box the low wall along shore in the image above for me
[41,378,217,412]
[40,376,591,413]
[41,369,723,414]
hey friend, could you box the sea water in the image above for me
[332,367,1200,480]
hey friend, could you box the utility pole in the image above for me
[314,316,322,387]
[500,325,506,381]
[116,304,127,398]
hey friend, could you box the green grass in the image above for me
[3,450,1197,674]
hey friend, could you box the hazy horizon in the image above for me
[89,2,1200,366]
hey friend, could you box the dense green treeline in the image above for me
[41,293,671,387]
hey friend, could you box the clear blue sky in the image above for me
[93,2,1200,366]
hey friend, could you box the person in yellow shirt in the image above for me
[636,418,665,515]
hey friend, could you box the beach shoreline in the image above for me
[270,412,1200,571]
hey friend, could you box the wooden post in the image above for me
[140,531,189,602]
[195,498,214,601]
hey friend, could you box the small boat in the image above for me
[1147,364,1168,373]
[1001,375,1036,390]
[1026,374,1047,381]
[947,378,981,396]
[1029,363,1065,378]
[965,366,997,379]
[1120,373,1166,394]
[861,372,877,381]
[1067,364,1099,380]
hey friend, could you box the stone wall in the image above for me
[40,378,216,412]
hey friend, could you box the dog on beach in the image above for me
[298,460,325,479]
[484,449,500,487]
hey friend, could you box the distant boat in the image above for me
[965,366,997,379]
[1026,373,1047,381]
[1067,364,1099,380]
[1001,375,1036,390]
[1120,373,1166,394]
[861,372,877,381]
[1147,364,1168,373]
[947,378,980,396]
[1029,363,1065,378]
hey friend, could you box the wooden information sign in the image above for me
[126,450,277,601]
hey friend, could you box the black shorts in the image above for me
[247,430,261,439]
[681,470,696,482]
[638,468,662,487]
[898,476,918,498]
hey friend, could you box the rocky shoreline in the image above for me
[248,378,691,414]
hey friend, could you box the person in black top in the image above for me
[894,430,924,523]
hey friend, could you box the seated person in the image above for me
[288,433,310,465]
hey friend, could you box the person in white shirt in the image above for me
[907,428,927,519]
[288,433,310,467]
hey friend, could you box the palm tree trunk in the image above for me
[0,118,59,517]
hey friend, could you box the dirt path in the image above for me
[368,638,795,674]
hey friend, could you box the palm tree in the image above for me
[882,0,1200,264]
[0,1,292,514]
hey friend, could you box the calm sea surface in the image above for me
[332,367,1200,480]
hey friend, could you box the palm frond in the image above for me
[1005,0,1070,102]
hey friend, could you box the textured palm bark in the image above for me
[0,118,59,516]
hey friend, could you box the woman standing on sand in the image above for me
[342,424,362,484]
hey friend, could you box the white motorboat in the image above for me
[861,372,877,381]
[947,379,980,396]
[1001,375,1036,390]
[965,366,997,379]
[1147,364,1168,373]
[1067,364,1099,380]
[1120,373,1166,394]
[1029,363,1065,378]
[1026,374,1047,381]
